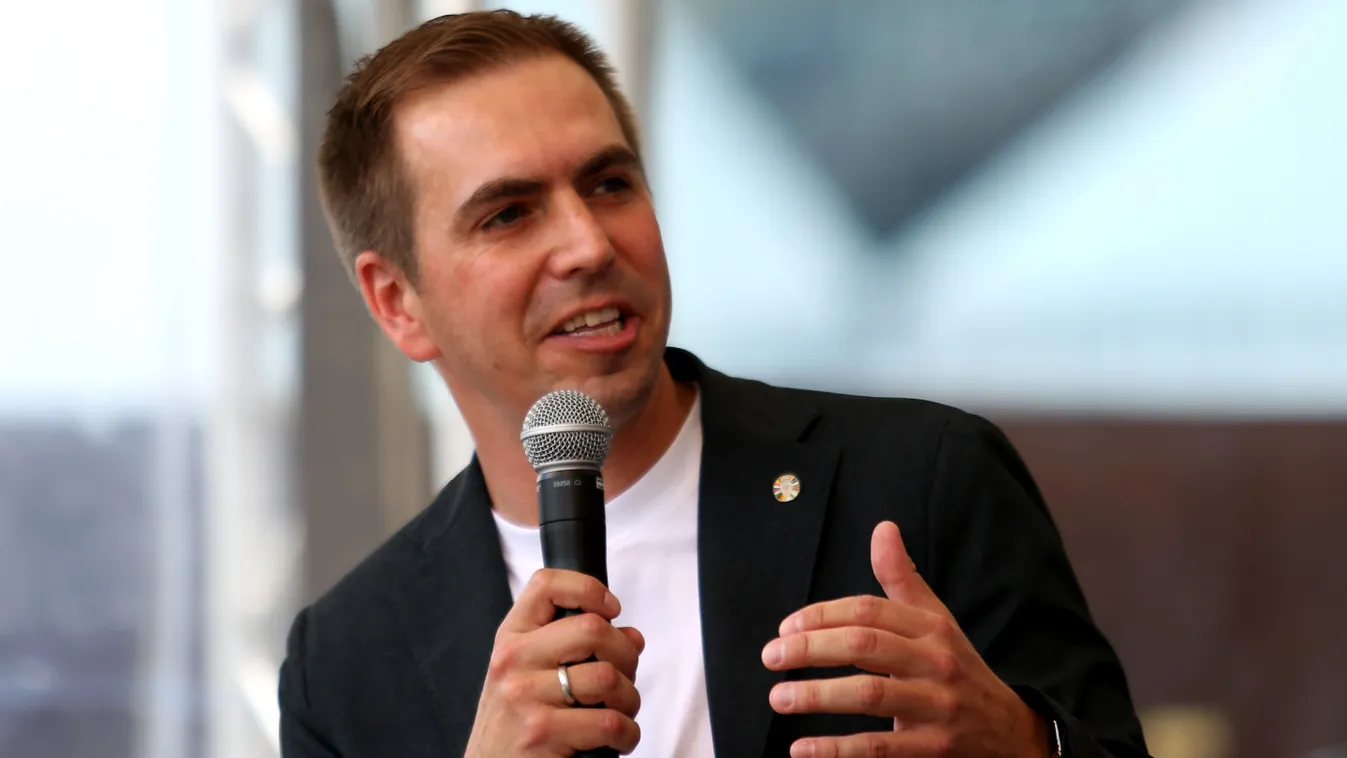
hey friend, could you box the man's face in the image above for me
[393,55,672,427]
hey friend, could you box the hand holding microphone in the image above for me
[463,569,643,758]
[464,390,641,758]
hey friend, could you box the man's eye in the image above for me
[483,204,528,230]
[594,176,632,195]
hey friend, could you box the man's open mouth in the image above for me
[552,306,625,338]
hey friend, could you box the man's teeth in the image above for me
[559,306,622,334]
[569,320,623,337]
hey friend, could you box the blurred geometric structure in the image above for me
[653,0,1347,413]
[0,422,205,758]
[850,0,1347,415]
[680,0,1194,238]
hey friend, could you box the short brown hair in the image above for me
[317,10,642,282]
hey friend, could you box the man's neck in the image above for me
[474,367,697,527]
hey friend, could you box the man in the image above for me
[281,9,1149,758]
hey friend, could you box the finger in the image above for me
[522,613,641,678]
[502,569,621,632]
[779,594,942,638]
[762,627,950,679]
[547,706,642,755]
[557,660,641,717]
[768,675,945,721]
[619,626,646,659]
[871,521,943,612]
[790,728,949,758]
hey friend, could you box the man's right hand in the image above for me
[464,569,644,757]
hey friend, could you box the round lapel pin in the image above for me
[773,473,801,502]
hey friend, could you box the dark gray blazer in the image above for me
[280,348,1149,757]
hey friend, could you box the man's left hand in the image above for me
[761,521,1050,758]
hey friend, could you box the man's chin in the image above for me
[538,352,662,426]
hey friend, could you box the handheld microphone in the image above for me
[520,389,616,758]
[521,389,613,587]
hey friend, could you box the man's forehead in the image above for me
[395,57,628,193]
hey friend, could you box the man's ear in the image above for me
[354,250,442,363]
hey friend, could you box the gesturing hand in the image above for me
[761,521,1049,758]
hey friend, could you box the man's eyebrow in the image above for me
[453,177,546,228]
[574,144,641,181]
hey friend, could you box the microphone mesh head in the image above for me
[520,389,613,470]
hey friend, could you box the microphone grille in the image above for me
[520,389,613,470]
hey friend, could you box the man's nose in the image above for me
[544,194,616,279]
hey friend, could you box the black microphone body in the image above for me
[538,467,610,610]
[539,468,616,758]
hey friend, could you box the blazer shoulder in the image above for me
[279,501,430,737]
[295,471,465,654]
[281,466,499,754]
[291,505,431,673]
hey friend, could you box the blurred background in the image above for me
[1,0,1343,756]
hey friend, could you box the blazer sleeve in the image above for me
[923,412,1150,758]
[279,607,344,757]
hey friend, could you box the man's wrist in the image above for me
[1027,707,1052,758]
[1015,695,1057,758]
[1008,684,1063,758]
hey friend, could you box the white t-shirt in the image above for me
[492,392,715,757]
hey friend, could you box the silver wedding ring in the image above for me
[557,664,578,707]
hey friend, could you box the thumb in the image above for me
[871,521,940,610]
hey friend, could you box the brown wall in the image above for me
[996,417,1347,758]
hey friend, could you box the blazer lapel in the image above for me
[681,353,841,758]
[388,458,513,754]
